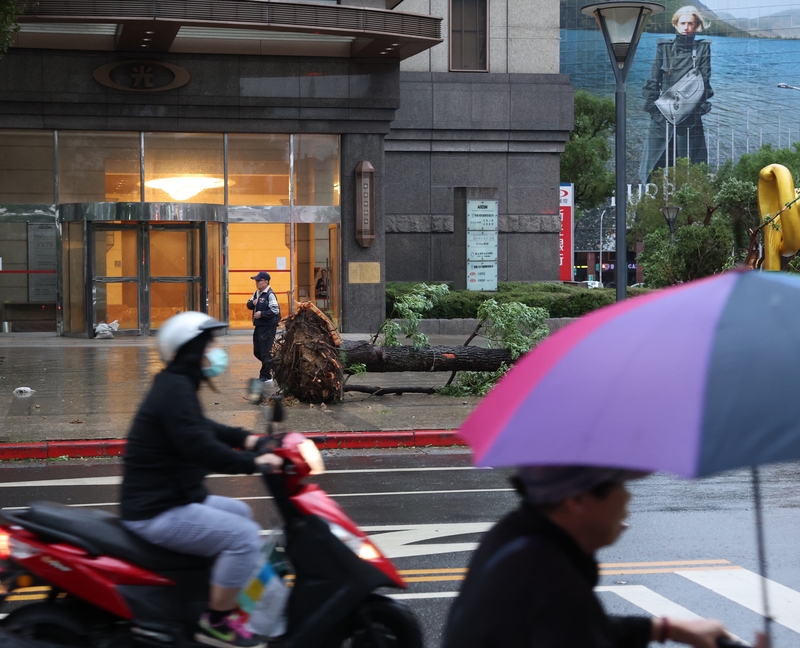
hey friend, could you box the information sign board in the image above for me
[467,262,498,291]
[467,231,498,261]
[27,222,56,302]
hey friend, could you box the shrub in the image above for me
[385,282,647,319]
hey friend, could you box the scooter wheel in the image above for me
[333,595,423,648]
[1,602,92,646]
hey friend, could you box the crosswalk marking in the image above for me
[678,568,800,634]
[597,585,704,619]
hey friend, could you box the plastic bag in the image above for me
[94,320,119,339]
[239,532,291,638]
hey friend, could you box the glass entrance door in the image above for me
[92,224,140,332]
[89,222,209,335]
[149,224,201,330]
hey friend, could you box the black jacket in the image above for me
[247,287,280,328]
[121,362,257,521]
[442,502,652,648]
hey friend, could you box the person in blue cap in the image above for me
[442,466,762,648]
[247,271,281,383]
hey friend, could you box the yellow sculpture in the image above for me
[757,164,800,271]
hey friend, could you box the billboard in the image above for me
[561,0,800,198]
[559,184,574,281]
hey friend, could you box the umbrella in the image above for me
[459,270,800,645]
[461,270,800,476]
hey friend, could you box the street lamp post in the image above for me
[582,1,664,302]
[660,205,681,241]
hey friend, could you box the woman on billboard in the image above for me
[639,5,713,186]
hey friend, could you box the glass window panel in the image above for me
[97,282,139,331]
[150,227,199,277]
[0,130,54,203]
[62,222,86,334]
[150,283,200,329]
[228,134,290,206]
[294,135,340,206]
[227,223,291,330]
[207,222,224,321]
[451,0,488,71]
[59,132,140,203]
[144,133,224,204]
[296,222,339,323]
[93,229,138,278]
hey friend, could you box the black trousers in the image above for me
[253,325,277,380]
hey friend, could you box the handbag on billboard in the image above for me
[655,44,705,126]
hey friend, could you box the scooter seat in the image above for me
[25,501,212,572]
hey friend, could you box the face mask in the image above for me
[202,347,228,378]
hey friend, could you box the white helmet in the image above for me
[156,311,228,363]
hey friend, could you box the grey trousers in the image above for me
[123,495,262,589]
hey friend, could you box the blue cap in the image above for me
[251,271,271,282]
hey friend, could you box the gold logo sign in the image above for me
[93,60,190,93]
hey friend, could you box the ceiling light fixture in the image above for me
[145,176,226,201]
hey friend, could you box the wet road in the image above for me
[2,450,800,647]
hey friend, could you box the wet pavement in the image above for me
[0,332,487,443]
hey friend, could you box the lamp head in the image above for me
[581,2,664,70]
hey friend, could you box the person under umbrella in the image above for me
[442,466,764,648]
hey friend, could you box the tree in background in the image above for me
[560,90,615,213]
[0,0,21,57]
[634,144,800,287]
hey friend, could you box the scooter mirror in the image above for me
[273,395,284,423]
[247,378,264,405]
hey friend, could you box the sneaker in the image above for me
[260,378,274,384]
[195,612,265,648]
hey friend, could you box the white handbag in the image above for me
[655,44,705,126]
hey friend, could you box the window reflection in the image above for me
[144,133,225,204]
[228,134,290,206]
[294,134,340,206]
[0,131,54,203]
[59,132,140,203]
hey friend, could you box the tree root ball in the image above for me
[272,307,344,404]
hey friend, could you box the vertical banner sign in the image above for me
[466,200,498,291]
[559,184,574,282]
[27,223,57,302]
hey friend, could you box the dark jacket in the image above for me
[121,359,257,521]
[642,35,713,118]
[247,287,280,328]
[442,502,652,648]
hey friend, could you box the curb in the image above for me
[0,431,467,461]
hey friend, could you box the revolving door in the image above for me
[59,203,225,337]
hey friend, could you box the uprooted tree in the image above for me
[271,285,550,403]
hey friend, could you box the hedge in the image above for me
[386,282,651,319]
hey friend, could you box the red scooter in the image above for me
[0,394,422,648]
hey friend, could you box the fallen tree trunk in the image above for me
[341,340,512,373]
[344,385,438,395]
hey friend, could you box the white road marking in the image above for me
[0,466,485,489]
[238,488,512,501]
[597,585,704,618]
[390,592,459,600]
[0,489,512,511]
[678,568,800,634]
[366,523,493,558]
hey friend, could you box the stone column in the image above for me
[340,133,386,333]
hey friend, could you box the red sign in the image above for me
[559,184,574,282]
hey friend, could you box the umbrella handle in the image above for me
[751,466,773,648]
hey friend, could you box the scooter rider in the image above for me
[120,311,283,648]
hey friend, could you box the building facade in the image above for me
[0,0,571,336]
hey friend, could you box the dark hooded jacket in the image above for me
[121,333,257,521]
[442,501,652,648]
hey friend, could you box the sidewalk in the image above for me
[0,331,482,459]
